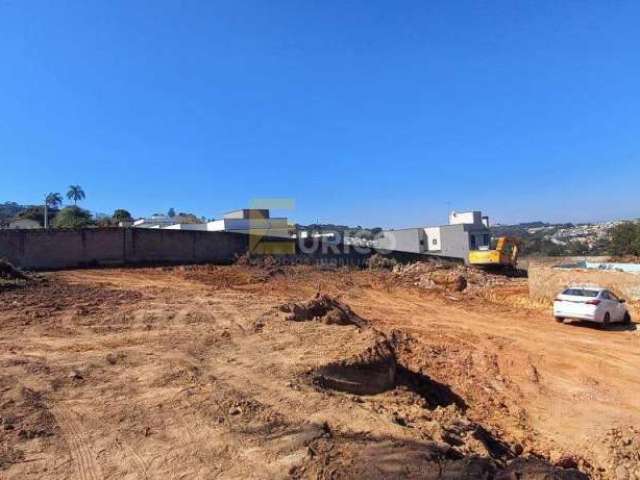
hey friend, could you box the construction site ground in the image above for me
[1,263,639,479]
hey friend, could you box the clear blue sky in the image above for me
[1,1,639,227]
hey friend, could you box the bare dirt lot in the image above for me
[1,264,639,479]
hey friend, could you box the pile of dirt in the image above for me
[0,259,37,292]
[0,260,28,280]
[313,335,396,395]
[601,426,640,479]
[309,330,587,479]
[279,293,369,328]
[392,261,512,294]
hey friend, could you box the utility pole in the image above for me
[43,194,48,229]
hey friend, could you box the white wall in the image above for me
[423,227,442,251]
[206,218,291,237]
[449,211,482,225]
[164,223,207,231]
[8,219,41,229]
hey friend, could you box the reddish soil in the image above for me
[0,264,638,479]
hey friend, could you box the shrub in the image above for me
[610,222,640,257]
[53,206,94,228]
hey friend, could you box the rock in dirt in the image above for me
[280,294,368,328]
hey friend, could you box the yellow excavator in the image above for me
[468,236,520,268]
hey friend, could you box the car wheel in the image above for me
[623,312,632,324]
[602,312,611,329]
[555,316,564,323]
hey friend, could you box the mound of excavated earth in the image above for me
[280,293,369,328]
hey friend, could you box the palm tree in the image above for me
[66,185,86,205]
[45,192,62,209]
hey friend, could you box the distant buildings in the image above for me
[138,209,293,238]
[370,211,492,263]
[7,219,41,229]
[132,214,176,229]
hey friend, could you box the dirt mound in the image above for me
[309,331,588,479]
[601,426,640,479]
[392,261,512,294]
[498,457,588,479]
[313,335,396,395]
[0,259,28,280]
[0,259,38,292]
[280,294,369,328]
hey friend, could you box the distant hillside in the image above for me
[491,221,612,256]
[0,202,26,225]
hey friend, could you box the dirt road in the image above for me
[1,265,638,479]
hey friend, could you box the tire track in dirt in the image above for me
[115,438,149,480]
[74,404,150,480]
[52,405,102,480]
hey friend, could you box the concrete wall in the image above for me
[436,224,469,260]
[0,228,249,270]
[529,261,640,301]
[373,229,425,254]
[423,227,441,252]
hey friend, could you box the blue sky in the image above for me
[1,1,639,228]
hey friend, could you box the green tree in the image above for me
[610,222,640,257]
[16,206,58,226]
[175,212,202,224]
[45,192,63,209]
[53,206,94,228]
[66,185,86,205]
[112,209,133,223]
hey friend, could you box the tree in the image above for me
[66,185,86,205]
[168,208,176,218]
[45,192,63,209]
[112,209,133,223]
[175,212,202,224]
[16,206,57,226]
[610,222,640,257]
[53,206,94,228]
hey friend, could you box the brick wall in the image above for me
[0,228,249,270]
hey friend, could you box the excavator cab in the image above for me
[468,236,520,268]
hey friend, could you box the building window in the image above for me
[483,234,490,246]
[432,239,438,245]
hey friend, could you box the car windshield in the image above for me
[562,288,599,297]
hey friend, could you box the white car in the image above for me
[553,286,631,327]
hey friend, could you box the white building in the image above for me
[8,218,41,229]
[372,211,492,263]
[133,215,176,229]
[206,209,291,238]
[163,209,291,238]
[163,223,208,231]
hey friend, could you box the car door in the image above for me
[606,291,625,321]
[599,291,616,320]
[600,290,620,322]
